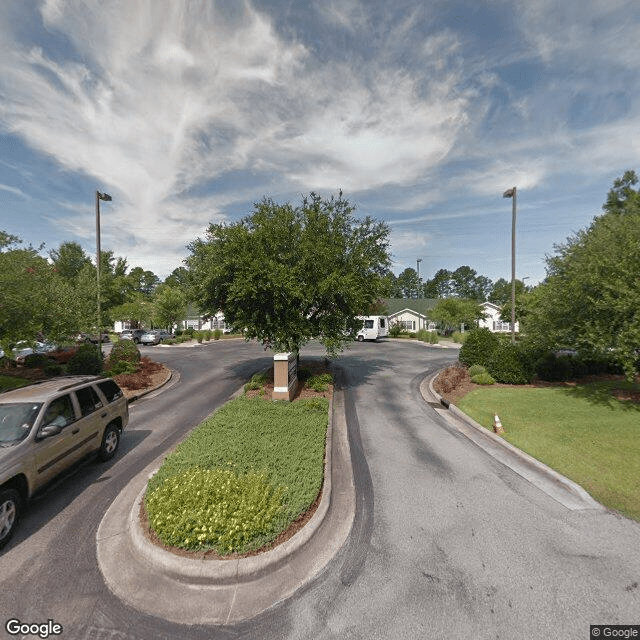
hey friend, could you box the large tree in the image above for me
[430,298,486,333]
[49,241,92,281]
[396,267,420,298]
[522,171,640,377]
[186,192,391,356]
[0,235,86,349]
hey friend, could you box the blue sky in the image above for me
[1,0,639,285]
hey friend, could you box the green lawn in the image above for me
[457,381,640,520]
[145,395,329,554]
[0,375,30,392]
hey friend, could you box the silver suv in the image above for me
[0,376,129,549]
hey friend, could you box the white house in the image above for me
[478,301,519,333]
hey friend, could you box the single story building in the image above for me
[384,298,439,332]
[478,301,519,333]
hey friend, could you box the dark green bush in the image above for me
[67,344,103,375]
[535,353,573,381]
[44,362,63,377]
[23,353,51,369]
[458,328,500,368]
[213,329,222,340]
[487,342,531,384]
[107,339,140,375]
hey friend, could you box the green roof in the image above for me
[383,298,439,317]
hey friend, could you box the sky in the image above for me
[1,0,639,286]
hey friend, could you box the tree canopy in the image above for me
[186,192,391,356]
[430,298,486,333]
[522,170,640,377]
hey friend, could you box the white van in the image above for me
[356,316,389,342]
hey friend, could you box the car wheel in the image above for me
[98,423,121,462]
[0,488,21,550]
[357,335,364,342]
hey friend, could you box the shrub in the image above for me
[197,332,203,343]
[416,329,429,342]
[244,371,269,392]
[535,353,573,382]
[458,328,500,368]
[23,353,51,369]
[204,330,212,341]
[487,342,531,384]
[389,324,403,338]
[213,329,222,340]
[471,372,495,385]
[468,364,487,377]
[145,467,285,553]
[450,331,468,344]
[107,339,141,376]
[428,331,439,344]
[44,362,63,377]
[306,373,333,392]
[67,344,103,375]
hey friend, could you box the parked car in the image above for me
[139,330,174,346]
[119,329,146,344]
[4,341,57,364]
[0,375,128,549]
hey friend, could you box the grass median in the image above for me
[144,395,329,556]
[457,380,640,520]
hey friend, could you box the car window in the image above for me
[364,320,374,329]
[75,386,103,416]
[96,380,123,403]
[0,403,42,444]
[42,395,75,429]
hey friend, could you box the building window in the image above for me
[398,320,415,331]
[493,320,511,332]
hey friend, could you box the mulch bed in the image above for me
[433,365,640,406]
[244,358,333,401]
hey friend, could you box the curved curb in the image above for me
[128,395,334,585]
[96,380,355,624]
[422,369,604,512]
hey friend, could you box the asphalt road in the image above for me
[1,339,639,640]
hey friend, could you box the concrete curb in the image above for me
[422,369,604,512]
[386,338,462,350]
[96,379,355,624]
[126,367,174,403]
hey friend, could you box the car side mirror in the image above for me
[37,424,63,440]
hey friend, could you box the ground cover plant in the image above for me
[456,382,640,520]
[145,395,329,555]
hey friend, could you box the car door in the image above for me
[33,394,84,491]
[71,385,107,457]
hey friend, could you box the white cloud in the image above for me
[0,183,28,198]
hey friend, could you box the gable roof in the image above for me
[383,298,439,316]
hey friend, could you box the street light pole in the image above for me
[416,258,423,329]
[96,190,112,354]
[503,186,517,344]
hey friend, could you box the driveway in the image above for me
[0,339,638,640]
